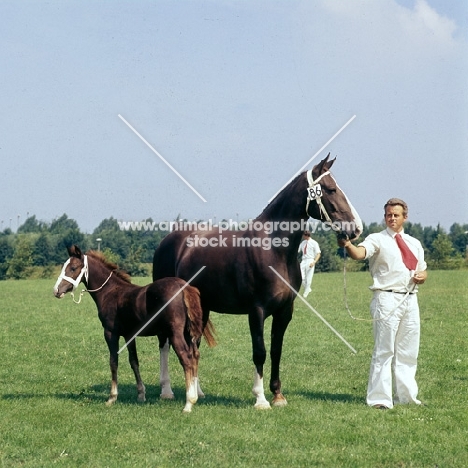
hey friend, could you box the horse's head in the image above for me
[53,245,88,298]
[308,153,362,241]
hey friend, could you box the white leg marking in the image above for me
[106,381,118,406]
[252,369,271,410]
[159,341,175,400]
[183,377,199,413]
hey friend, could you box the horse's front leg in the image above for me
[249,308,270,410]
[125,337,146,403]
[104,330,119,406]
[159,339,174,400]
[269,306,293,407]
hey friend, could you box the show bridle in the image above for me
[305,169,332,222]
[54,255,114,304]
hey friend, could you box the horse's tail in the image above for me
[202,316,217,348]
[183,286,217,348]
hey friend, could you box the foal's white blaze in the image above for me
[183,377,199,413]
[159,341,175,399]
[252,370,271,410]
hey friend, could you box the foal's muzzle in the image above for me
[54,282,71,299]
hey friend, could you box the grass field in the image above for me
[0,270,467,467]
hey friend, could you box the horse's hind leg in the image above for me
[125,338,146,403]
[171,335,199,413]
[159,339,175,400]
[269,307,293,407]
[195,308,211,399]
[104,331,119,406]
[191,336,205,399]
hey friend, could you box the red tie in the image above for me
[395,233,418,270]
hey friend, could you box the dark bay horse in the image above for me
[152,154,362,408]
[53,245,216,413]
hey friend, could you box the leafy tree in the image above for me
[92,217,132,259]
[49,214,80,234]
[49,214,87,263]
[424,225,442,253]
[17,215,45,234]
[33,233,54,266]
[449,223,468,256]
[121,244,150,276]
[428,233,459,269]
[6,236,33,279]
[0,236,14,279]
[314,230,343,273]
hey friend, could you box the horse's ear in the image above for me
[324,155,336,171]
[315,153,332,174]
[67,245,82,258]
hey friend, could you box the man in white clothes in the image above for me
[298,230,321,298]
[338,198,427,410]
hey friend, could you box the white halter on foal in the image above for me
[54,254,113,304]
[54,255,89,292]
[305,169,332,222]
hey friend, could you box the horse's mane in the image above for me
[87,250,132,283]
[257,171,304,219]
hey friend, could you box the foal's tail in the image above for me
[183,286,217,348]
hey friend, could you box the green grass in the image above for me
[0,271,467,467]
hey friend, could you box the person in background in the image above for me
[338,198,427,410]
[298,230,321,298]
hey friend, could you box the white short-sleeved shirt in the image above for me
[298,238,321,262]
[358,227,427,292]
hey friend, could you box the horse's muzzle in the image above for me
[54,288,65,299]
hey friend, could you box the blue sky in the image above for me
[1,0,467,233]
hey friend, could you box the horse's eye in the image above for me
[71,267,76,272]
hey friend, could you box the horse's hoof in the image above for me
[254,401,272,410]
[160,392,175,400]
[272,394,288,407]
[137,395,146,403]
[105,398,117,406]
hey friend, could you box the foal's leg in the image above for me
[195,308,212,399]
[249,308,270,410]
[171,335,199,413]
[125,338,146,403]
[269,307,293,407]
[104,331,119,406]
[192,336,204,398]
[159,339,175,400]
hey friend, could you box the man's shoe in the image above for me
[372,404,389,410]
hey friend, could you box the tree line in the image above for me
[0,214,467,280]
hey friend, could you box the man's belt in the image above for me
[382,290,415,295]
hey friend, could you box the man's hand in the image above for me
[412,271,427,285]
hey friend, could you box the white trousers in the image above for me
[300,261,315,295]
[367,291,421,409]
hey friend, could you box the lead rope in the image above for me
[342,249,414,322]
[71,270,114,304]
